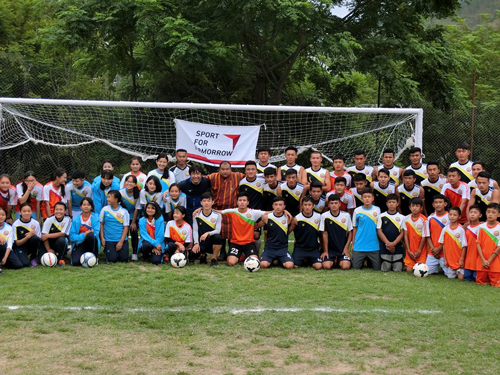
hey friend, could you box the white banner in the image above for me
[175,119,261,167]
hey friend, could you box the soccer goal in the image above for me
[0,98,423,181]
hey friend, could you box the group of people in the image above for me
[0,143,499,287]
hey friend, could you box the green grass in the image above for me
[0,262,499,374]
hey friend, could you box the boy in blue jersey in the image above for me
[66,170,93,218]
[352,188,382,270]
[259,197,294,269]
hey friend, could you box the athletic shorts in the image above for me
[292,248,322,266]
[323,253,351,265]
[261,248,293,265]
[380,254,404,272]
[463,269,476,282]
[228,242,256,260]
[426,255,445,275]
[199,234,223,254]
[476,271,500,287]
[404,251,427,268]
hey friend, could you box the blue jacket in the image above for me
[138,216,165,253]
[92,180,121,215]
[69,212,101,253]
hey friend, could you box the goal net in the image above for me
[0,98,422,182]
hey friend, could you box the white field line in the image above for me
[0,305,442,315]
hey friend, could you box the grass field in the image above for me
[0,260,499,375]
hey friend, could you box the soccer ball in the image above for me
[244,256,260,273]
[41,252,57,267]
[80,252,98,268]
[171,252,187,268]
[413,263,429,278]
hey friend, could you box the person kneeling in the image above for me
[138,202,165,265]
[192,193,223,266]
[258,197,294,269]
[164,206,192,263]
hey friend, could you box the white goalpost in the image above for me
[0,98,423,180]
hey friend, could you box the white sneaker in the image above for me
[131,254,138,261]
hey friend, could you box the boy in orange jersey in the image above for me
[219,192,266,267]
[476,203,500,287]
[437,207,467,280]
[402,198,429,273]
[464,204,482,282]
[426,194,449,275]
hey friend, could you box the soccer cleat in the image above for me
[163,255,170,263]
[131,254,138,261]
[210,258,218,267]
[30,259,38,267]
[58,260,66,266]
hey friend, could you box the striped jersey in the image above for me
[221,208,265,245]
[397,184,421,216]
[320,210,353,256]
[441,182,470,223]
[280,164,303,180]
[15,182,43,213]
[406,164,428,185]
[427,211,449,256]
[281,182,304,217]
[42,215,72,236]
[193,210,221,244]
[169,165,190,183]
[256,162,276,177]
[376,211,405,255]
[139,190,164,209]
[373,181,396,213]
[11,218,41,245]
[99,205,130,242]
[378,165,402,185]
[42,182,67,218]
[119,189,140,222]
[294,212,321,251]
[351,187,363,208]
[438,224,467,270]
[465,223,481,271]
[264,212,289,251]
[165,193,187,214]
[121,171,147,190]
[402,214,429,254]
[306,167,328,185]
[353,205,381,252]
[307,194,326,214]
[239,176,265,209]
[262,182,281,211]
[147,169,176,193]
[165,220,192,244]
[473,187,495,219]
[449,160,474,183]
[477,222,500,272]
[467,178,495,192]
[346,165,374,186]
[421,176,446,215]
[66,181,93,214]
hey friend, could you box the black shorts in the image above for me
[292,248,322,266]
[261,248,293,265]
[199,234,223,254]
[228,242,256,259]
[324,253,351,265]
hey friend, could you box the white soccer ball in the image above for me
[170,252,187,268]
[244,256,260,273]
[80,252,98,268]
[413,263,429,278]
[41,252,57,267]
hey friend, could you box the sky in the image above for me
[331,5,350,18]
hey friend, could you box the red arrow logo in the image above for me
[223,134,241,150]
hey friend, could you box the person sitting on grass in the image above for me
[192,192,223,267]
[138,202,165,265]
[258,197,294,270]
[69,197,100,266]
[320,194,352,270]
[0,207,22,270]
[164,206,192,264]
[40,201,72,266]
[11,202,42,267]
[289,196,322,270]
[377,194,405,272]
[402,198,429,273]
[437,207,467,280]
